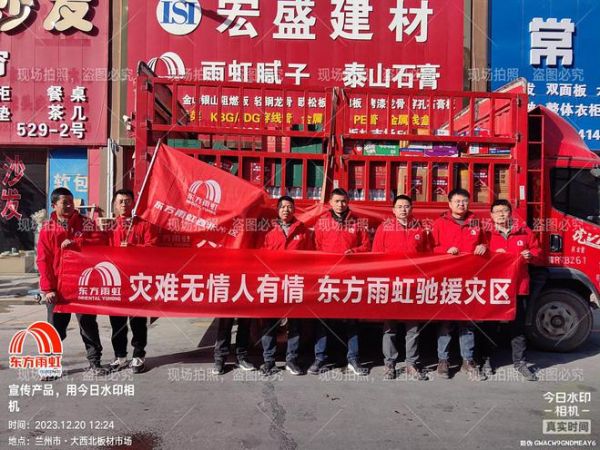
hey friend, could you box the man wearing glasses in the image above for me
[484,199,540,381]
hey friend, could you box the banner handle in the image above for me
[132,138,162,219]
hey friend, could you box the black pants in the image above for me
[214,318,251,361]
[47,304,103,364]
[109,316,148,359]
[480,296,528,366]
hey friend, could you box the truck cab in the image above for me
[527,105,599,351]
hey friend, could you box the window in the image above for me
[551,168,600,225]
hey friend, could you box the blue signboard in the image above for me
[489,0,600,150]
[47,148,88,212]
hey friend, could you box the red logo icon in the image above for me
[9,321,63,377]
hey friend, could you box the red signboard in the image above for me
[57,247,520,321]
[126,0,464,113]
[0,1,109,145]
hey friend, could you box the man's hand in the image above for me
[447,247,459,255]
[60,239,74,249]
[344,249,354,255]
[521,249,532,260]
[44,292,57,304]
[474,244,487,256]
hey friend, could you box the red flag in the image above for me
[134,143,270,248]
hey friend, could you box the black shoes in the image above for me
[88,361,109,376]
[261,361,278,375]
[285,360,305,375]
[236,358,256,371]
[516,363,538,381]
[130,357,146,374]
[109,357,129,372]
[213,359,225,375]
[347,360,368,376]
[213,358,256,374]
[307,359,326,375]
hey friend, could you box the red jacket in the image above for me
[263,219,314,251]
[372,218,428,254]
[109,216,159,247]
[432,211,485,254]
[37,212,106,292]
[314,211,370,254]
[486,224,542,295]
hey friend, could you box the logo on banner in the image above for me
[186,179,222,215]
[78,262,122,302]
[148,52,187,78]
[156,0,202,35]
[9,321,63,377]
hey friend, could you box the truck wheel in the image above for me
[526,288,592,352]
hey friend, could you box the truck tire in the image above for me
[526,288,593,352]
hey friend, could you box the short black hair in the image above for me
[51,187,73,205]
[330,188,349,199]
[112,189,135,204]
[491,199,512,212]
[448,188,470,201]
[393,194,412,207]
[277,195,294,208]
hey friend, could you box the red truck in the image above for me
[131,65,598,352]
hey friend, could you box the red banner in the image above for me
[135,143,270,248]
[56,247,522,321]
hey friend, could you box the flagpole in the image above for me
[127,139,162,245]
[132,138,162,218]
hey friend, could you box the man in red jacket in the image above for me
[485,199,540,381]
[37,187,107,377]
[432,188,487,381]
[107,189,158,374]
[372,194,428,380]
[308,188,370,376]
[260,196,313,375]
